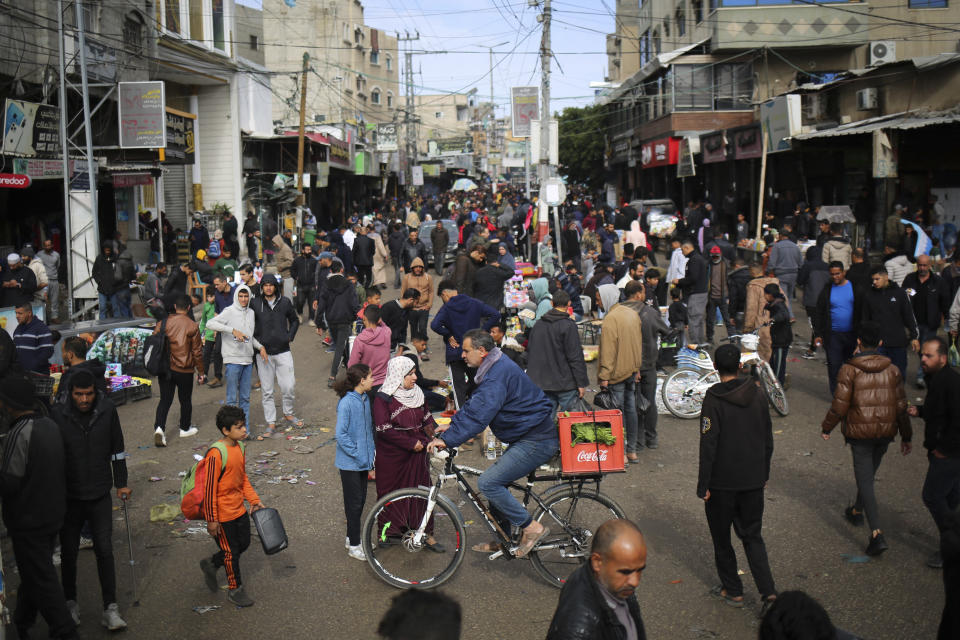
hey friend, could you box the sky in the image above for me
[238,0,612,119]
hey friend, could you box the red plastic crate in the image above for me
[557,409,625,476]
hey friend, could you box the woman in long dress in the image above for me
[372,230,389,288]
[372,357,445,552]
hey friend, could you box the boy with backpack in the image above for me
[198,405,263,607]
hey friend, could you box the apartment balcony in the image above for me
[709,1,870,50]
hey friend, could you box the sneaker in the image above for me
[801,350,816,360]
[345,536,350,550]
[66,599,80,625]
[308,320,316,327]
[927,551,943,569]
[78,535,94,550]
[154,426,167,448]
[101,603,127,631]
[200,557,219,593]
[322,336,333,346]
[347,545,367,561]
[179,426,199,438]
[324,346,336,353]
[865,532,888,556]
[207,378,223,389]
[844,506,864,526]
[227,585,255,607]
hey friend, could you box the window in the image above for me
[343,22,350,43]
[435,111,444,119]
[249,34,259,51]
[123,13,144,55]
[212,0,225,51]
[456,106,468,121]
[673,64,712,110]
[164,0,182,34]
[370,51,379,65]
[652,29,661,55]
[909,0,947,6]
[713,62,753,109]
[387,92,394,108]
[663,16,670,38]
[82,0,99,32]
[675,6,686,37]
[692,0,703,23]
[371,89,381,105]
[640,30,650,66]
[386,55,393,71]
[356,75,362,92]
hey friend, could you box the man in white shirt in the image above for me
[617,261,645,290]
[666,237,688,283]
[21,247,48,308]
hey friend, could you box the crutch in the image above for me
[121,497,139,607]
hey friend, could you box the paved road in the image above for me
[22,296,944,639]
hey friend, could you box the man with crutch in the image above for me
[51,369,131,631]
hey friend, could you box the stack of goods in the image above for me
[504,275,530,309]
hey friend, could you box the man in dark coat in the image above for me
[92,245,119,319]
[526,290,589,413]
[430,220,450,276]
[546,519,648,640]
[188,218,210,255]
[1,253,38,309]
[352,226,375,289]
[221,211,239,258]
[387,223,407,288]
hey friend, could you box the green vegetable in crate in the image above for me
[570,422,616,446]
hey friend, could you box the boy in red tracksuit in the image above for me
[199,405,263,607]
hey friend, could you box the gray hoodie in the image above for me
[205,284,262,364]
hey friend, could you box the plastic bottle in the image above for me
[485,435,496,460]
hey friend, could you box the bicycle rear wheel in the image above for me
[758,361,789,416]
[661,369,718,419]
[529,487,627,588]
[361,488,466,589]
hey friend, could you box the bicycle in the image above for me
[361,448,626,590]
[659,330,789,419]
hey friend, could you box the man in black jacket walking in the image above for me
[92,245,119,319]
[387,223,406,288]
[698,344,777,616]
[250,274,301,435]
[546,519,648,640]
[526,290,589,414]
[902,254,949,388]
[910,337,960,571]
[674,240,709,344]
[50,369,130,631]
[861,265,919,381]
[430,220,450,276]
[0,374,78,640]
[352,226,375,288]
[291,244,317,324]
[316,262,360,385]
[380,289,419,349]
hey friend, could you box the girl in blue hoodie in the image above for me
[334,363,375,561]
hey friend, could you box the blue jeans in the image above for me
[98,293,120,319]
[477,433,559,528]
[544,389,581,414]
[114,289,132,318]
[825,331,857,394]
[224,363,252,426]
[609,377,639,453]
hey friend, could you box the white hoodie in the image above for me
[206,284,262,364]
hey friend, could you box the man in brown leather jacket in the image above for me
[152,295,204,447]
[821,320,912,557]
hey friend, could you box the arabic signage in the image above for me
[2,99,62,158]
[428,137,473,156]
[640,137,680,168]
[118,81,166,149]
[677,138,696,178]
[701,132,727,164]
[733,126,762,160]
[112,173,152,188]
[328,135,352,170]
[164,108,195,164]
[376,123,398,152]
[13,158,74,180]
[511,86,539,138]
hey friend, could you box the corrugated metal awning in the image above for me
[792,110,960,140]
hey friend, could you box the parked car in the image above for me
[419,219,459,268]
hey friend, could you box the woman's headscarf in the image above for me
[380,357,424,409]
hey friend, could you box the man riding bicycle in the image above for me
[428,329,559,557]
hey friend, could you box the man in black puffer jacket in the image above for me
[547,519,648,640]
[526,290,589,413]
[316,262,360,384]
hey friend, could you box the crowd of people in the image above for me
[0,183,957,638]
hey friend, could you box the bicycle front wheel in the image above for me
[758,361,789,416]
[361,488,466,589]
[529,487,627,588]
[661,368,718,419]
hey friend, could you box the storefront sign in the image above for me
[112,173,152,188]
[376,123,398,152]
[13,158,74,179]
[873,130,898,178]
[2,99,61,158]
[503,138,526,168]
[163,108,195,164]
[733,126,762,160]
[701,132,727,164]
[677,138,696,178]
[411,166,424,186]
[760,95,801,153]
[118,81,166,149]
[511,86,539,138]
[640,137,680,168]
[0,173,31,188]
[610,137,631,164]
[316,161,329,188]
[428,137,473,156]
[328,136,352,170]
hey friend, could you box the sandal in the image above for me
[710,585,745,608]
[257,426,277,441]
[516,525,550,558]
[283,415,305,428]
[471,541,502,553]
[327,377,335,388]
[424,536,447,554]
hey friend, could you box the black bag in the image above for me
[593,386,617,410]
[143,317,169,377]
[251,507,288,555]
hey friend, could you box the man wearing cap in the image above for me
[1,253,38,309]
[706,245,735,342]
[20,247,48,309]
[0,373,78,640]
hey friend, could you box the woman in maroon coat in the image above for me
[373,357,445,552]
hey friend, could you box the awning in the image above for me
[791,110,960,140]
[601,38,710,106]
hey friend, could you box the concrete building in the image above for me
[262,0,400,128]
[604,0,643,84]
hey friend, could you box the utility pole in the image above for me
[538,0,552,187]
[296,52,309,205]
[398,32,420,193]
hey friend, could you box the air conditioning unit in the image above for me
[857,88,878,110]
[869,41,896,66]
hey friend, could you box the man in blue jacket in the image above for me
[430,280,500,408]
[428,329,558,557]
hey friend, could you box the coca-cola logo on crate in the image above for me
[576,449,609,463]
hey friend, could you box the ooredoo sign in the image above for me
[0,173,31,188]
